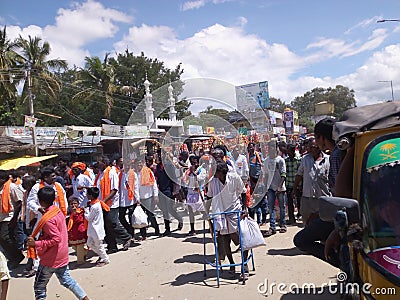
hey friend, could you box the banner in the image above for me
[24,115,38,128]
[238,127,248,135]
[206,127,215,134]
[236,81,270,110]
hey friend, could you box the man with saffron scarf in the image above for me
[0,170,25,269]
[94,157,131,254]
[27,166,67,231]
[71,162,94,208]
[117,158,139,237]
[154,152,183,237]
[27,186,89,300]
[133,158,160,240]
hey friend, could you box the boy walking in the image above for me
[27,186,89,300]
[85,187,110,267]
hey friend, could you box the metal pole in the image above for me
[390,80,394,101]
[27,67,38,156]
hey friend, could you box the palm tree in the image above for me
[16,35,67,104]
[0,26,20,117]
[73,53,117,119]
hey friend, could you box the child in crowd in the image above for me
[67,197,88,265]
[84,187,110,267]
[26,186,89,300]
[183,155,207,236]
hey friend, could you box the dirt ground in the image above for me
[8,213,341,300]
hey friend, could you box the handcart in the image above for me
[203,210,255,286]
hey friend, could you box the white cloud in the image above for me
[44,0,131,48]
[180,0,233,11]
[4,1,399,109]
[342,44,400,105]
[181,0,207,11]
[344,16,381,34]
[236,16,248,27]
[4,0,132,67]
[114,23,304,88]
[306,28,387,63]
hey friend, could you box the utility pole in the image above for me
[377,80,395,102]
[27,66,38,156]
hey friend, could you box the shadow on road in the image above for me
[267,247,304,256]
[164,268,253,288]
[174,254,214,265]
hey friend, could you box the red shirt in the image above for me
[68,210,87,244]
[35,205,69,268]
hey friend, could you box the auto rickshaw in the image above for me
[320,101,400,299]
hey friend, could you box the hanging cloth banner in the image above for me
[24,115,38,128]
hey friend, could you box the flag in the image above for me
[24,115,38,128]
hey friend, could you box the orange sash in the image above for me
[27,206,61,259]
[1,180,12,214]
[126,169,135,201]
[16,178,22,185]
[67,208,88,231]
[39,181,67,216]
[140,166,155,186]
[90,198,110,212]
[99,167,112,206]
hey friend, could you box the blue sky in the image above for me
[2,0,400,109]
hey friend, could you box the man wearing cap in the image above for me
[71,162,94,208]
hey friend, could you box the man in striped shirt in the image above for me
[285,144,301,225]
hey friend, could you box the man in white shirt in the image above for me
[263,140,287,237]
[71,162,93,208]
[117,158,139,237]
[292,138,331,225]
[133,158,159,240]
[27,166,67,222]
[231,146,249,183]
[95,157,131,253]
[207,160,248,276]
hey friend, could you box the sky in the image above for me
[2,0,400,112]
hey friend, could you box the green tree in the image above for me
[110,50,190,125]
[269,97,286,112]
[290,85,356,132]
[15,35,67,122]
[0,27,22,125]
[72,54,117,121]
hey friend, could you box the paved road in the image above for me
[9,214,341,300]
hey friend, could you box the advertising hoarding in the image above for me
[236,81,270,110]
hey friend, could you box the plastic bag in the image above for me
[132,206,148,229]
[240,217,266,250]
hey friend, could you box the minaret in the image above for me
[144,74,154,128]
[168,82,177,121]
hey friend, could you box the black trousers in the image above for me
[286,187,295,221]
[140,197,159,235]
[0,221,24,266]
[119,205,134,236]
[103,208,131,251]
[293,217,339,268]
[158,189,182,223]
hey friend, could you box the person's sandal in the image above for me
[279,226,287,233]
[263,228,276,237]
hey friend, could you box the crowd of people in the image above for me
[0,117,349,299]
